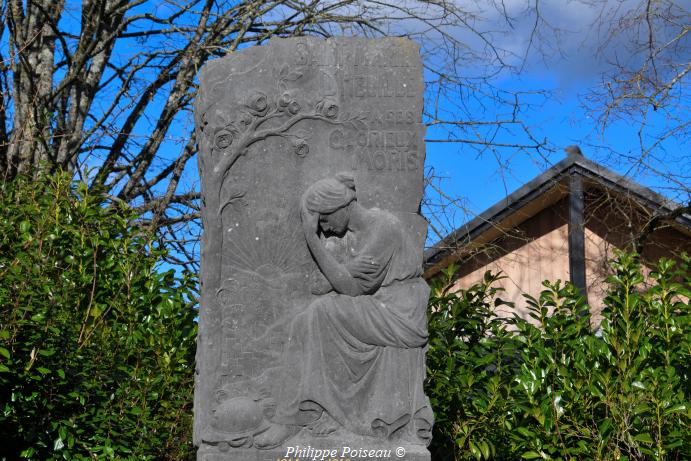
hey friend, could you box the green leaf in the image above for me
[469,442,481,460]
[664,404,687,415]
[53,437,64,451]
[522,451,542,459]
[479,441,490,459]
[0,347,10,359]
[633,403,651,415]
[30,312,45,322]
[38,348,56,357]
[517,427,534,437]
[633,433,653,444]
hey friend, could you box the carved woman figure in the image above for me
[256,172,433,448]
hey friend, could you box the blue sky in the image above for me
[416,0,689,243]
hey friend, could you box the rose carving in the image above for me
[215,130,235,150]
[246,92,269,116]
[278,91,302,115]
[316,98,338,119]
[287,100,301,115]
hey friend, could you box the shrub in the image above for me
[427,253,690,460]
[0,174,197,460]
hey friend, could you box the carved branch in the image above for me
[212,112,342,183]
[243,113,339,151]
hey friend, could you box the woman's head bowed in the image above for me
[303,172,356,214]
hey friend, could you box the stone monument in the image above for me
[194,37,432,461]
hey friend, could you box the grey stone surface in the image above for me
[194,36,431,460]
[198,430,430,461]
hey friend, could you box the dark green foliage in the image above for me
[427,254,690,460]
[0,174,198,460]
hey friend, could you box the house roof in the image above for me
[424,150,691,276]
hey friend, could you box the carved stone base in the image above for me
[197,429,431,461]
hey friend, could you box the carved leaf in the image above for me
[283,71,303,82]
[238,112,253,131]
[219,187,247,214]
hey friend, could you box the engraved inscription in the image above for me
[329,129,416,150]
[366,110,417,127]
[357,149,421,172]
[293,41,413,69]
[340,72,417,98]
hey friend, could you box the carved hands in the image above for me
[347,254,382,283]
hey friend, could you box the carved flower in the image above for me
[324,103,338,119]
[288,100,301,115]
[246,92,269,116]
[278,92,301,114]
[215,130,235,150]
[294,140,309,157]
[316,98,339,119]
[278,92,292,108]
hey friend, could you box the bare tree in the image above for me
[580,0,689,198]
[0,0,554,267]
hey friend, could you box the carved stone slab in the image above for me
[194,37,431,460]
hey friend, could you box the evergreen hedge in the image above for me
[0,174,197,460]
[427,254,690,460]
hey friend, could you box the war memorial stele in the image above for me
[193,36,433,461]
